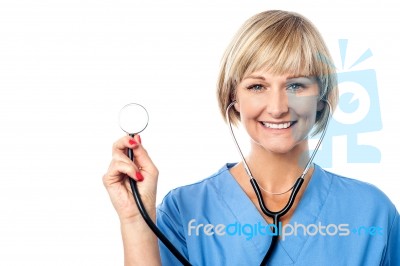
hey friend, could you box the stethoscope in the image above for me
[225,100,332,265]
[119,103,191,266]
[118,99,332,266]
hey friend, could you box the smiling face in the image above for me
[234,70,322,154]
[217,11,338,138]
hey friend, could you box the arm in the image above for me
[121,211,160,266]
[381,209,400,265]
[103,134,161,265]
[157,195,190,266]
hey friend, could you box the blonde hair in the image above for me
[217,10,338,135]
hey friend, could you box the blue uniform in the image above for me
[157,164,400,265]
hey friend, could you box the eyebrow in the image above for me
[242,75,267,81]
[286,76,317,84]
[243,75,317,83]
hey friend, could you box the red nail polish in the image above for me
[136,172,144,181]
[138,135,141,144]
[129,139,137,145]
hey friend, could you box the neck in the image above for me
[245,141,312,194]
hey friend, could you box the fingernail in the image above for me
[129,139,137,145]
[137,135,142,144]
[136,172,144,182]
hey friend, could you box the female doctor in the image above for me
[103,10,399,265]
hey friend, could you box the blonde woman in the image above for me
[103,10,399,265]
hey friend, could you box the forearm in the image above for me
[121,211,161,266]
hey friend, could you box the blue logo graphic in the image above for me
[313,39,382,167]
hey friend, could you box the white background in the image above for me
[0,0,399,265]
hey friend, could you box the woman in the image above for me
[103,10,399,265]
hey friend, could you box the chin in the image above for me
[256,141,297,154]
[254,137,309,155]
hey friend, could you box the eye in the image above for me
[247,84,264,92]
[286,83,305,93]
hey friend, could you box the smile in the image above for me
[261,121,296,129]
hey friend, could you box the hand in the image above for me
[103,134,159,224]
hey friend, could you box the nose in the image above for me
[266,90,289,118]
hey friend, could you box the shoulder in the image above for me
[317,165,398,218]
[321,166,392,201]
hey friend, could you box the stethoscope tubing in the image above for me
[226,100,332,265]
[126,99,331,266]
[251,178,304,265]
[127,134,191,266]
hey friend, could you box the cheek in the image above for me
[236,94,266,119]
[288,95,318,119]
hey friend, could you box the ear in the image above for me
[233,100,240,112]
[317,101,324,111]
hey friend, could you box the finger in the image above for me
[112,150,136,166]
[127,135,158,176]
[111,135,158,177]
[111,135,143,166]
[111,153,146,180]
[112,135,139,153]
[104,160,143,187]
[112,137,151,173]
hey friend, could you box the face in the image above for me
[234,70,322,154]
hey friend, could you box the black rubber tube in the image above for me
[251,178,304,266]
[127,140,191,266]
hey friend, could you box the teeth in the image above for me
[262,122,292,129]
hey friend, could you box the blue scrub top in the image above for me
[156,164,399,265]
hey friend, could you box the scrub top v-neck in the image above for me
[156,164,399,265]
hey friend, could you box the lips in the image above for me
[261,121,296,129]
